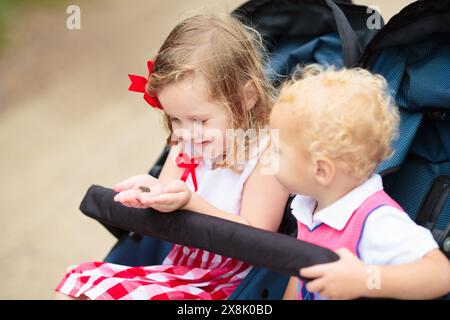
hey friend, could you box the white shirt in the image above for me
[290,174,438,265]
[183,135,270,216]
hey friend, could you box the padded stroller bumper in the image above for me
[80,185,339,280]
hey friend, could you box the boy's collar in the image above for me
[291,174,384,231]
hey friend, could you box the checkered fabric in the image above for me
[55,244,252,300]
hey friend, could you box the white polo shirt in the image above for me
[290,174,438,265]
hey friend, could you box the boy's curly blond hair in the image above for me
[274,64,400,179]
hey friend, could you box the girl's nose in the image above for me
[173,123,203,142]
[189,120,204,143]
[192,129,203,143]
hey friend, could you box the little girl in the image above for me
[54,14,288,300]
[271,65,450,300]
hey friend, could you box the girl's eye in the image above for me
[170,117,180,122]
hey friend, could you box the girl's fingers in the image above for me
[113,175,141,192]
[114,192,126,202]
[121,201,132,208]
[118,194,147,209]
[115,190,141,203]
[139,193,179,206]
[123,200,144,208]
[136,193,158,206]
[127,197,142,208]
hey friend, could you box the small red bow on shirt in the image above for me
[176,152,201,192]
[128,60,163,109]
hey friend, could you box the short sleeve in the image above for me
[358,206,439,265]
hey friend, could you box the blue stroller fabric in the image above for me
[372,43,450,113]
[363,0,450,262]
[270,33,344,77]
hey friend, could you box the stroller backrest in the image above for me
[233,0,381,85]
[360,0,450,256]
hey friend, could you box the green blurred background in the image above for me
[0,0,415,299]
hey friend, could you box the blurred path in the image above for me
[0,0,413,299]
[0,0,243,299]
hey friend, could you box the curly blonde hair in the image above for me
[273,64,399,179]
[147,14,275,172]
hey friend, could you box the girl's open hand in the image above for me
[113,174,163,194]
[114,176,191,213]
[299,248,370,300]
[113,174,164,209]
[137,180,192,212]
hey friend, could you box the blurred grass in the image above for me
[0,0,63,50]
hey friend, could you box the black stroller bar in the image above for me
[80,185,339,280]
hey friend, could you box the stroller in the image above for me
[360,0,450,258]
[80,0,450,300]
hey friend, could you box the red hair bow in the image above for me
[128,60,163,109]
[176,153,201,192]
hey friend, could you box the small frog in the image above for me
[138,186,151,193]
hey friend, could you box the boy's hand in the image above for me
[299,248,370,300]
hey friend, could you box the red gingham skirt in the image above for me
[55,244,252,300]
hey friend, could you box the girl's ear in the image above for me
[244,80,258,111]
[314,158,335,187]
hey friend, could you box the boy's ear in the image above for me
[244,80,258,111]
[314,158,335,187]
